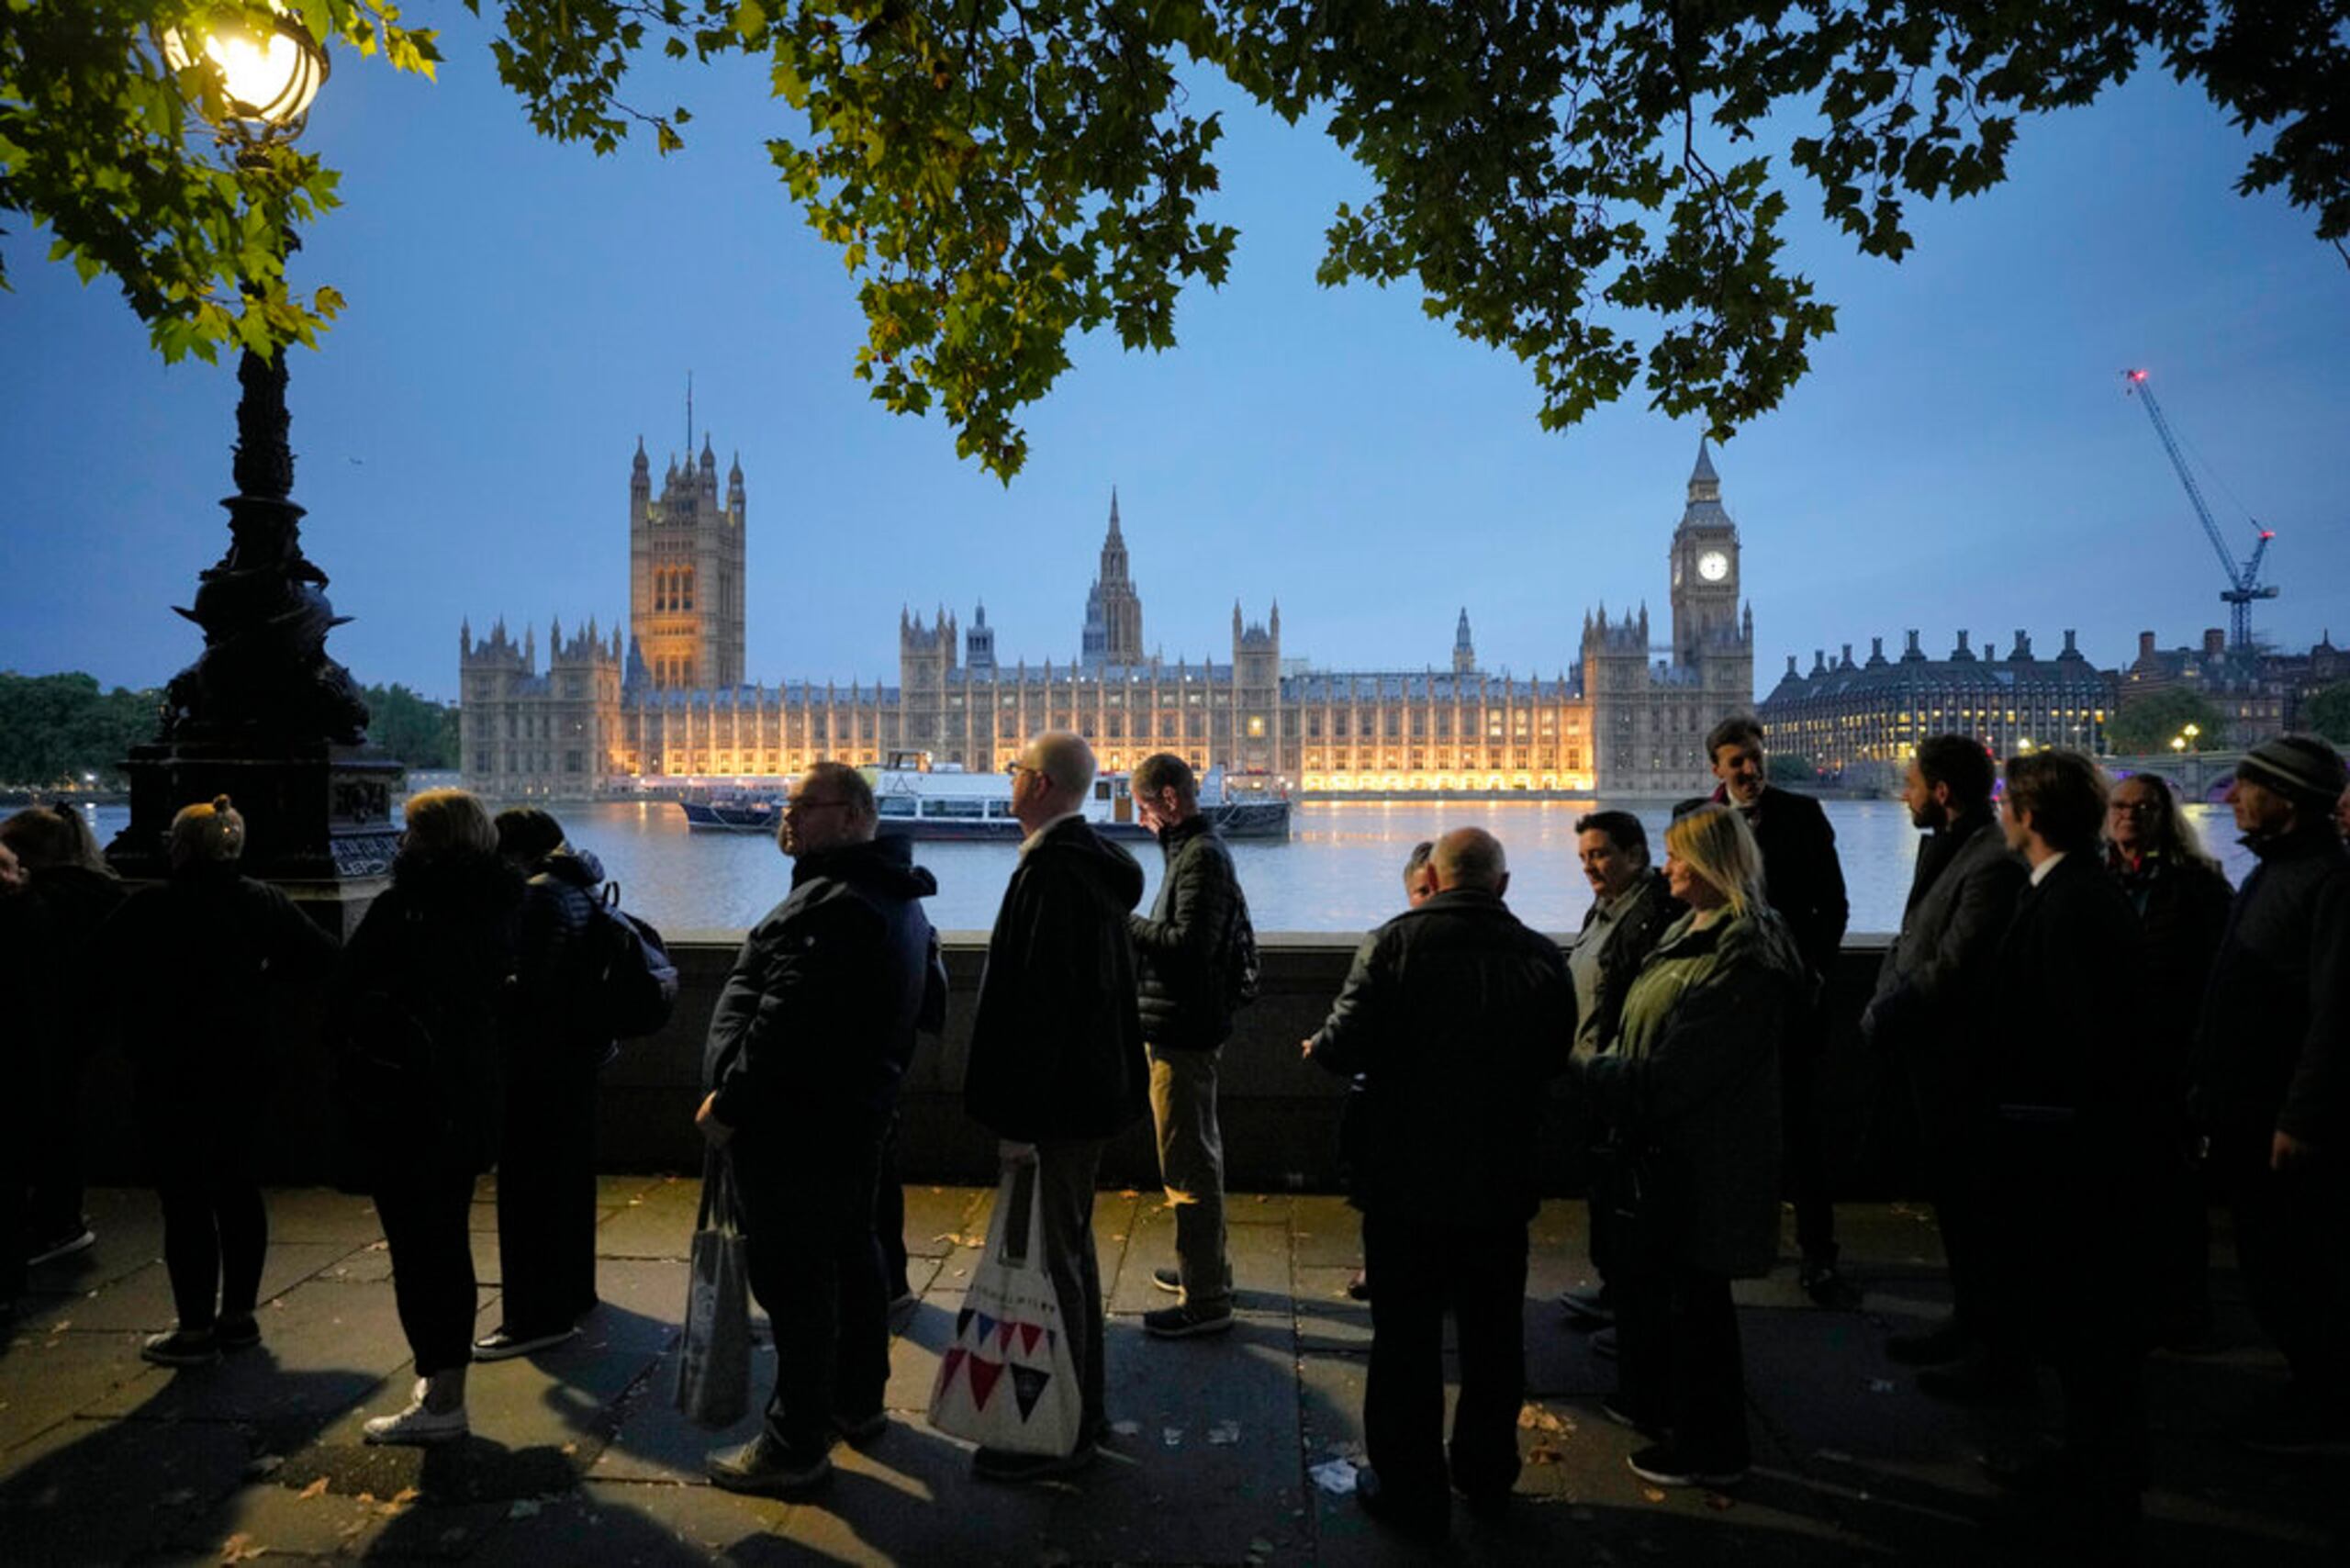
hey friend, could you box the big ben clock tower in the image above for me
[1670,441,1743,666]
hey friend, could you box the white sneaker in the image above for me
[363,1380,469,1446]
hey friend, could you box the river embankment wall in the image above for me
[79,934,1898,1196]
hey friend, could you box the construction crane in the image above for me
[2122,368,2277,655]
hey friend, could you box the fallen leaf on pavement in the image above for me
[1639,1486,1667,1504]
[297,1478,329,1501]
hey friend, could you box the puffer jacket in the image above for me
[1130,813,1247,1050]
[1305,887,1574,1226]
[705,834,946,1147]
[1575,905,1804,1278]
[965,816,1147,1143]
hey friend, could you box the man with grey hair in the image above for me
[1303,825,1574,1539]
[963,732,1148,1481]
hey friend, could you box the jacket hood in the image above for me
[533,846,607,889]
[1034,816,1145,911]
[796,833,940,901]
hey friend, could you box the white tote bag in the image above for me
[925,1163,1084,1456]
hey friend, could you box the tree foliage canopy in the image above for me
[6,3,2344,476]
[2107,686,2227,754]
[2303,680,2350,744]
[0,671,162,788]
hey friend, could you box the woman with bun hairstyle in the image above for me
[104,797,338,1366]
[329,788,520,1444]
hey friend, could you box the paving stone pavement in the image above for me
[2,1184,2343,1565]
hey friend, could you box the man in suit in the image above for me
[1700,716,1855,1306]
[1861,734,2027,1387]
[1980,749,2157,1536]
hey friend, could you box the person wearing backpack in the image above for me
[476,808,612,1361]
[329,789,520,1445]
[102,797,337,1365]
[1128,753,1254,1341]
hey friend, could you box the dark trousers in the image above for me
[27,1047,86,1242]
[1614,1263,1750,1468]
[1360,1212,1528,1511]
[2218,1127,2350,1406]
[495,1061,600,1333]
[375,1170,480,1378]
[1889,1052,2000,1345]
[1034,1138,1109,1444]
[156,1171,267,1329]
[1781,1013,1836,1263]
[1986,1124,2150,1492]
[876,1119,909,1300]
[733,1138,890,1457]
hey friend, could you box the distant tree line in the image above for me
[0,671,459,787]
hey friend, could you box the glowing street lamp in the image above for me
[159,4,330,140]
[2171,734,2188,755]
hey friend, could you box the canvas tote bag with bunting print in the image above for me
[925,1162,1084,1456]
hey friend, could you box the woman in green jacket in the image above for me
[1574,803,1807,1489]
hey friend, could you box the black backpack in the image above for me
[1225,900,1260,1010]
[584,881,680,1039]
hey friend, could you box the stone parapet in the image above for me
[78,932,1894,1196]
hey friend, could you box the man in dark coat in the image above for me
[1303,827,1574,1540]
[1127,752,1251,1339]
[963,731,1147,1483]
[1976,749,2159,1533]
[700,760,946,1497]
[2193,734,2350,1450]
[1861,734,2026,1379]
[1698,716,1854,1305]
[1559,811,1682,1330]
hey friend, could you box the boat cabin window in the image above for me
[985,801,1013,818]
[925,798,985,819]
[878,798,917,818]
[1094,781,1113,801]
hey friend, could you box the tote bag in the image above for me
[925,1163,1085,1456]
[675,1150,754,1428]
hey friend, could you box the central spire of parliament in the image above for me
[1081,487,1144,667]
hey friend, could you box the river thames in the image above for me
[47,796,2258,937]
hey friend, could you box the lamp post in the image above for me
[108,6,402,924]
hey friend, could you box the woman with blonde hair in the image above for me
[104,796,337,1365]
[329,788,520,1443]
[1570,803,1807,1488]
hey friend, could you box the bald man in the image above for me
[962,732,1148,1483]
[1303,827,1574,1539]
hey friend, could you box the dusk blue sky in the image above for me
[4,23,2345,704]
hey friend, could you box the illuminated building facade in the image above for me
[461,438,1757,799]
[1757,629,2114,787]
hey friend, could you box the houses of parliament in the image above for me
[458,434,1756,799]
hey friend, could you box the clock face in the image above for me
[1697,549,1730,583]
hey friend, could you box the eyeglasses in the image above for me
[2109,799,2160,816]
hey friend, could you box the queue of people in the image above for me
[4,720,2344,1552]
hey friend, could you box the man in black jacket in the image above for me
[1700,716,1854,1305]
[1862,734,2027,1382]
[699,761,946,1498]
[1978,749,2158,1531]
[1304,828,1574,1540]
[1127,752,1251,1339]
[2194,734,2350,1450]
[1559,811,1682,1331]
[963,731,1148,1482]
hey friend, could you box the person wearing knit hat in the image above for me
[2194,734,2350,1450]
[2235,734,2350,814]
